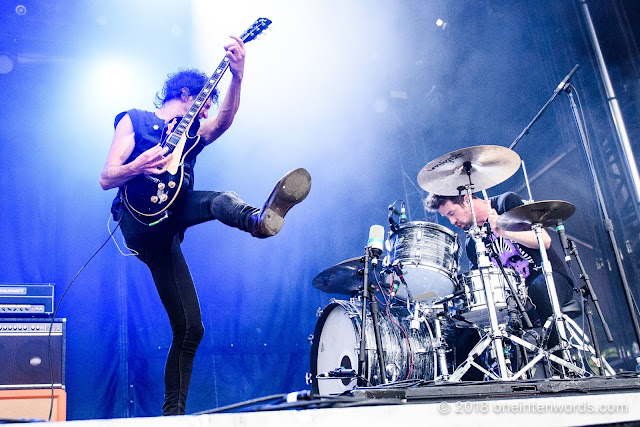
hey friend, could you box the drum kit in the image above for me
[309,145,613,395]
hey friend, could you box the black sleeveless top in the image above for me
[110,109,197,219]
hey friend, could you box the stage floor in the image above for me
[33,375,640,427]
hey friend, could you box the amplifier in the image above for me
[0,318,66,388]
[0,284,54,315]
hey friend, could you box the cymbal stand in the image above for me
[540,313,615,376]
[357,248,387,386]
[460,161,510,379]
[568,239,614,375]
[531,222,573,368]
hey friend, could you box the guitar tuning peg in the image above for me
[256,29,270,40]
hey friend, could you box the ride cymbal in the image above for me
[417,145,521,196]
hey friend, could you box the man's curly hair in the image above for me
[154,68,220,108]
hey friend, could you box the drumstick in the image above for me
[481,189,491,212]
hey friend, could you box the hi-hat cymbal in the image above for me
[417,145,521,196]
[496,200,576,231]
[312,257,371,295]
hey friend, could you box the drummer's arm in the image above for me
[488,209,551,249]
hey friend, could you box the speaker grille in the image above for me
[0,319,65,387]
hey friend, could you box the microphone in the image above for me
[556,220,571,262]
[554,64,580,94]
[367,225,384,262]
[399,202,407,224]
[390,261,404,299]
[316,368,357,378]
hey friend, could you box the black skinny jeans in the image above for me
[119,190,258,415]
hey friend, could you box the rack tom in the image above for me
[387,221,460,301]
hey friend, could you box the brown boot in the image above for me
[250,168,311,238]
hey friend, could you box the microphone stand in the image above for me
[563,83,640,350]
[509,64,580,151]
[357,248,387,386]
[508,63,640,352]
[568,239,613,375]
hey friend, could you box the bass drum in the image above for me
[387,221,460,301]
[310,300,433,395]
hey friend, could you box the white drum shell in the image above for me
[453,268,526,327]
[310,300,433,395]
[388,221,460,301]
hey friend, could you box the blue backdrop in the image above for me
[0,0,639,420]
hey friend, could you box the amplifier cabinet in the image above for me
[0,318,65,388]
[0,283,54,315]
[0,388,66,421]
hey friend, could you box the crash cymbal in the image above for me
[312,257,372,295]
[496,200,576,231]
[417,145,521,196]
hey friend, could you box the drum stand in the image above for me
[529,222,574,370]
[357,247,388,386]
[455,164,511,379]
[445,165,587,381]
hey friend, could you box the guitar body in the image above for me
[123,118,201,220]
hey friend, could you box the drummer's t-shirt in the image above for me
[466,192,571,286]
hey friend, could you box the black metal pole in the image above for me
[564,86,640,349]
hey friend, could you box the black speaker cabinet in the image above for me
[0,318,65,387]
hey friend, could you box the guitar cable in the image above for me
[45,215,123,421]
[107,213,138,257]
[122,191,171,227]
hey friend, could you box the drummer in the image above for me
[423,191,580,328]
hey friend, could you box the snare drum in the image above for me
[309,300,433,395]
[387,221,460,301]
[453,268,526,327]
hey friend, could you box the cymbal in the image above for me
[417,145,521,196]
[312,257,371,295]
[496,200,576,231]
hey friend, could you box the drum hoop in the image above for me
[460,267,522,280]
[392,261,458,279]
[309,300,362,393]
[392,221,458,238]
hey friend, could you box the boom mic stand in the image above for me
[509,64,640,352]
[357,246,387,386]
[563,83,640,350]
[568,238,614,375]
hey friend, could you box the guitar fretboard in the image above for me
[161,17,271,152]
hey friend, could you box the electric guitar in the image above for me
[123,18,272,224]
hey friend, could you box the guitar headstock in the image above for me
[241,18,272,43]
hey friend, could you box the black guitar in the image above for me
[123,18,272,224]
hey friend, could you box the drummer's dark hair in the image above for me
[424,193,478,212]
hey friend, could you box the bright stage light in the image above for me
[0,54,14,74]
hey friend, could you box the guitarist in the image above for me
[99,35,311,415]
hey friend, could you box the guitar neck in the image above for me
[163,17,271,150]
[173,57,231,139]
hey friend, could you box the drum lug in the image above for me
[307,334,314,344]
[305,372,313,385]
[315,307,323,317]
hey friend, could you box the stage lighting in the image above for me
[0,54,14,74]
[436,18,448,30]
[15,4,26,16]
